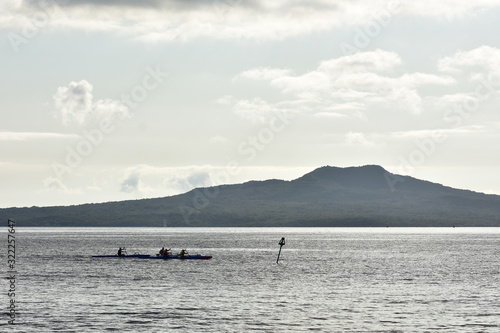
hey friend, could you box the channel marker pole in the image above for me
[276,237,286,264]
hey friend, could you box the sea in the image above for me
[2,227,499,332]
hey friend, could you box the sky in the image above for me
[1,0,500,208]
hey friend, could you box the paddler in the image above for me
[159,247,165,256]
[179,249,187,258]
[117,247,124,256]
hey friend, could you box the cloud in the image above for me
[319,49,402,74]
[0,131,78,141]
[314,111,346,119]
[231,49,455,118]
[345,132,376,146]
[388,86,422,114]
[120,167,141,193]
[270,71,331,96]
[226,46,500,128]
[119,164,214,196]
[64,0,166,8]
[232,98,283,123]
[53,80,130,127]
[92,98,130,124]
[438,46,500,74]
[0,0,20,11]
[53,80,93,126]
[235,67,293,81]
[314,102,362,118]
[42,176,81,194]
[434,93,479,109]
[274,51,436,99]
[399,73,456,88]
[229,96,303,124]
[391,126,486,139]
[437,47,500,99]
[2,1,499,41]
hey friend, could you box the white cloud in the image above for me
[388,86,422,114]
[314,111,346,118]
[345,132,376,146]
[232,97,298,123]
[391,126,485,139]
[438,46,500,74]
[92,98,130,124]
[0,0,20,11]
[53,80,130,127]
[401,1,499,20]
[434,93,479,109]
[2,1,499,41]
[0,131,78,141]
[271,71,331,96]
[53,80,93,126]
[399,72,456,87]
[231,49,456,118]
[319,49,402,74]
[327,102,366,111]
[235,67,292,81]
[120,167,141,193]
[232,98,269,122]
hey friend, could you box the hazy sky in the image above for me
[2,0,500,208]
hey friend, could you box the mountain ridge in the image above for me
[2,165,499,227]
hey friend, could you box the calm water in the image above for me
[2,227,499,332]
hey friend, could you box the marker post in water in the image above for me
[276,237,286,264]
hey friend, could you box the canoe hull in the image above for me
[91,254,212,260]
[92,254,150,258]
[146,255,212,260]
